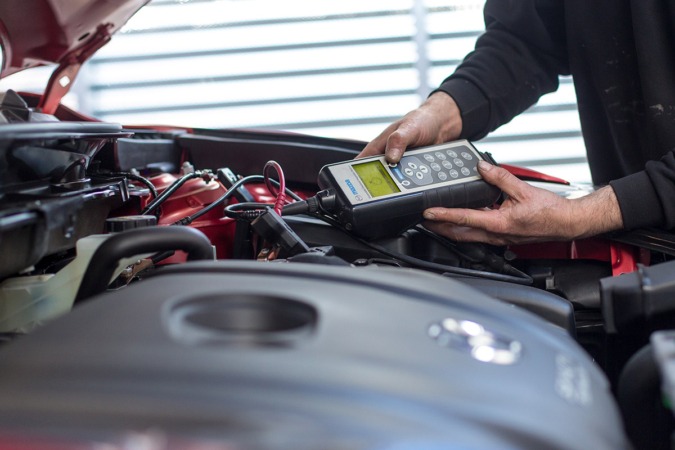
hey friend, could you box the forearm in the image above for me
[438,0,568,140]
[570,185,624,239]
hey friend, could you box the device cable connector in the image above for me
[251,207,310,257]
[281,189,337,216]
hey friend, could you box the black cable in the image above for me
[109,171,158,199]
[413,224,531,280]
[142,171,204,216]
[224,202,274,220]
[173,175,303,226]
[282,195,322,216]
[173,174,257,225]
[312,212,533,285]
[282,189,337,216]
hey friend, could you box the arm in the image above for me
[422,161,624,245]
[610,152,675,230]
[439,0,569,140]
[359,0,568,163]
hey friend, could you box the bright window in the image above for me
[0,0,590,183]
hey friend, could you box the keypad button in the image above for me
[402,180,411,186]
[404,168,414,176]
[449,170,459,178]
[446,150,458,158]
[461,167,471,176]
[453,158,464,167]
[407,162,418,170]
[437,171,448,181]
[430,162,441,171]
[442,160,453,169]
[415,172,424,180]
[461,151,473,160]
[419,165,429,174]
[424,154,435,162]
[435,152,447,160]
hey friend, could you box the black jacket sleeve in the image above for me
[433,0,569,139]
[610,152,675,230]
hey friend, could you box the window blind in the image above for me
[0,0,590,183]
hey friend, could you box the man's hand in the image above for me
[357,92,463,164]
[422,161,624,245]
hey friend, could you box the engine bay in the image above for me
[1,90,675,449]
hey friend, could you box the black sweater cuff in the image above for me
[431,77,490,140]
[609,172,663,230]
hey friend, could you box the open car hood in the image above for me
[0,0,148,78]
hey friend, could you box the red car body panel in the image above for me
[0,0,148,78]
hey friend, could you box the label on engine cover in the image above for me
[554,354,592,406]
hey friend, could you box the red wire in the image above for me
[263,160,286,215]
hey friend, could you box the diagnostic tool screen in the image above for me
[353,160,400,198]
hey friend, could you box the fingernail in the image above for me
[478,160,493,171]
[423,211,435,220]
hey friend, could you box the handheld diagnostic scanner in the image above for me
[314,140,501,240]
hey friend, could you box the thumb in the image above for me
[384,129,413,163]
[478,161,528,200]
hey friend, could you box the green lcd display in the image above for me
[352,160,401,198]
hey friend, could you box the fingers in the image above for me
[423,221,502,245]
[358,121,418,164]
[384,127,417,163]
[477,161,529,200]
[424,206,505,235]
[357,140,384,160]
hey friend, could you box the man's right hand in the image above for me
[357,91,464,164]
[423,162,625,245]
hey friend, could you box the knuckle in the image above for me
[492,166,511,182]
[387,129,408,148]
[458,211,475,226]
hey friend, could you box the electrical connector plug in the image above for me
[251,208,310,257]
[281,189,337,216]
